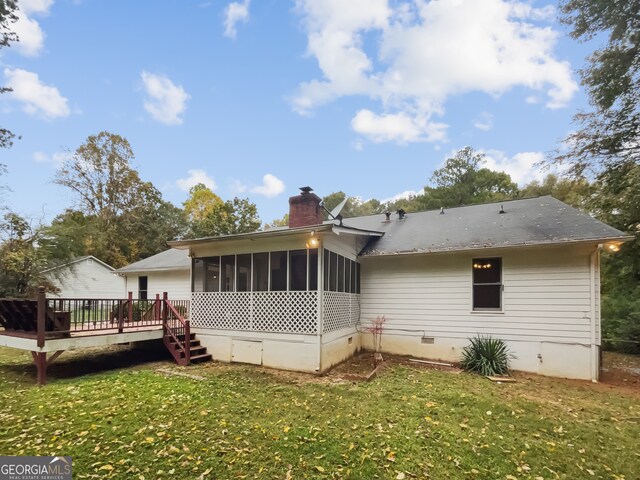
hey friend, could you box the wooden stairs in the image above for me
[165,333,212,365]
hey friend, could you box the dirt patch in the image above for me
[600,351,640,391]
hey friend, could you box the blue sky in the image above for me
[0,0,594,225]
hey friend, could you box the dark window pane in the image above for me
[270,251,287,291]
[329,251,337,291]
[138,276,148,300]
[355,263,361,294]
[204,257,220,292]
[345,259,352,293]
[221,255,235,292]
[323,249,330,291]
[473,285,501,309]
[309,249,318,291]
[472,258,501,284]
[253,253,269,291]
[289,250,307,291]
[193,259,205,293]
[237,254,251,292]
[337,256,345,292]
[205,257,220,292]
[350,261,356,293]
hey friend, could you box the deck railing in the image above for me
[162,293,191,366]
[0,288,191,348]
[45,292,164,334]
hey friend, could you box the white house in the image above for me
[168,188,631,381]
[43,256,125,299]
[115,248,191,300]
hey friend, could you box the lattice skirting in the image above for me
[322,292,360,333]
[191,291,319,334]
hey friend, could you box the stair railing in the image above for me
[161,292,191,366]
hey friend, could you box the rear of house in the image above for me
[116,248,191,300]
[43,256,125,299]
[169,189,629,381]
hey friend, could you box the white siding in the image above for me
[48,258,125,298]
[125,270,191,300]
[359,244,600,379]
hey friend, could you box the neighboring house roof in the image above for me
[168,196,631,258]
[41,255,115,274]
[116,248,191,274]
[335,196,631,256]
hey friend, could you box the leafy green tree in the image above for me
[388,147,519,212]
[183,184,260,238]
[183,183,224,225]
[0,0,18,150]
[0,213,56,297]
[556,1,640,347]
[52,132,186,267]
[519,174,593,208]
[555,0,640,175]
[322,191,385,219]
[264,213,289,229]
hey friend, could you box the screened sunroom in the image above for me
[168,188,383,372]
[189,245,361,335]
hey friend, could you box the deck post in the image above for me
[162,292,168,323]
[32,351,47,386]
[127,291,133,325]
[36,286,46,348]
[155,294,160,321]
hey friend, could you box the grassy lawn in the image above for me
[0,345,638,479]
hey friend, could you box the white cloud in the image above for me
[141,71,190,125]
[473,112,494,131]
[293,0,577,143]
[250,174,285,197]
[352,109,447,144]
[4,68,70,119]
[176,169,217,192]
[33,150,70,167]
[380,189,420,203]
[12,0,53,57]
[482,150,546,185]
[224,0,250,39]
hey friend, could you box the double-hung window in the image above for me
[472,258,502,310]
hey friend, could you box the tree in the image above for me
[556,1,640,348]
[0,0,18,150]
[554,0,640,175]
[0,213,56,297]
[390,147,519,212]
[183,183,224,225]
[322,191,385,219]
[519,174,593,208]
[183,184,260,238]
[53,132,185,267]
[264,213,289,229]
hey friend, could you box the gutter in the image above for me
[359,235,635,258]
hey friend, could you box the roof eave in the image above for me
[168,224,333,249]
[360,235,635,258]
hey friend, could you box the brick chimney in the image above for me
[289,186,323,228]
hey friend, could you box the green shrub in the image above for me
[460,335,515,376]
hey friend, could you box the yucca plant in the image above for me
[460,335,515,376]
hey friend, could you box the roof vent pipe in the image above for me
[384,211,391,222]
[499,205,506,214]
[397,209,406,220]
[440,207,445,215]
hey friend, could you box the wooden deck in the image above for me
[0,290,199,385]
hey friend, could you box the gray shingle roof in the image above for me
[116,248,190,273]
[331,196,629,256]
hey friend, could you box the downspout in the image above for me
[316,243,324,373]
[589,247,600,382]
